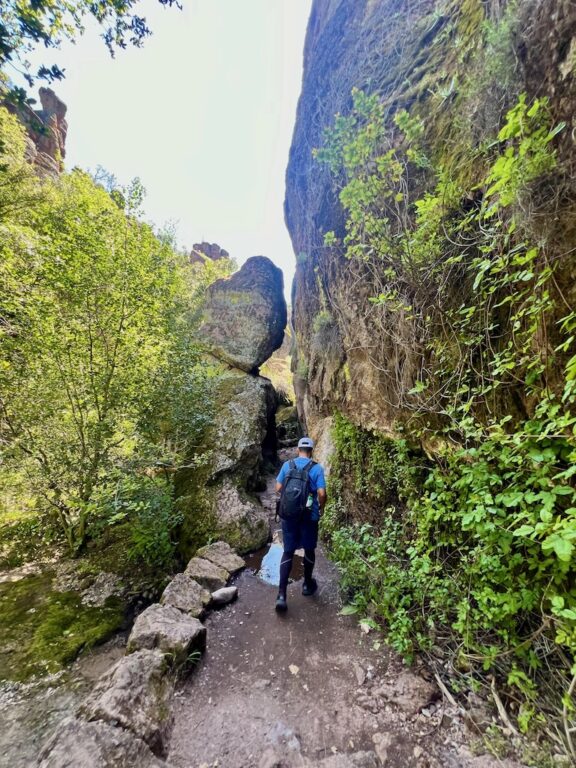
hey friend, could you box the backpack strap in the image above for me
[289,459,296,471]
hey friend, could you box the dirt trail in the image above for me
[167,451,510,768]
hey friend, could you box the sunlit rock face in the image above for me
[198,255,287,373]
[285,0,576,442]
[5,87,67,175]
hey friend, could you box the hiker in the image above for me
[274,436,327,612]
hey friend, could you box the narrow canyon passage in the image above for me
[165,453,503,768]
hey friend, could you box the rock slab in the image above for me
[37,717,169,768]
[127,604,206,663]
[185,557,229,592]
[196,541,246,574]
[78,649,172,754]
[198,255,287,372]
[160,573,211,618]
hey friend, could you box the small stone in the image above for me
[353,662,366,686]
[373,733,395,766]
[211,586,239,606]
[253,679,272,690]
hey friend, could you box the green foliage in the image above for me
[0,107,220,568]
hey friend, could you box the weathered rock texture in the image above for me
[184,557,228,592]
[4,87,67,175]
[37,716,168,768]
[79,650,172,754]
[160,573,211,617]
[285,0,576,440]
[176,367,276,556]
[127,604,206,663]
[196,541,246,574]
[198,256,287,372]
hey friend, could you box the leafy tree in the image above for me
[0,106,216,556]
[1,0,180,88]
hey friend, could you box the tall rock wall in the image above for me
[285,0,576,444]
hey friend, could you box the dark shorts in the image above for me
[281,518,319,552]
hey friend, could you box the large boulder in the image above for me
[126,604,206,663]
[78,650,171,754]
[209,371,277,481]
[175,369,274,556]
[37,717,169,768]
[198,256,287,372]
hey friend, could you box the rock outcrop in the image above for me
[4,87,67,175]
[160,573,211,617]
[198,256,287,373]
[126,604,206,663]
[189,242,229,265]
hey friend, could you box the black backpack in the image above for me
[278,459,315,522]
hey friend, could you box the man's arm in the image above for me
[275,481,283,494]
[317,488,327,511]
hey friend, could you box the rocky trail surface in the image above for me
[166,451,520,768]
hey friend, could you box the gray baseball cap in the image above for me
[298,436,314,449]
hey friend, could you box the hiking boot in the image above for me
[275,593,288,612]
[302,578,318,597]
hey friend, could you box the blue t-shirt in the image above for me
[276,458,326,521]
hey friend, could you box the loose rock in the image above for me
[372,670,438,715]
[78,649,172,754]
[160,574,211,618]
[127,604,206,663]
[211,586,238,606]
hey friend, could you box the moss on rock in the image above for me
[0,571,125,681]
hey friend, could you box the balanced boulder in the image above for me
[198,255,287,372]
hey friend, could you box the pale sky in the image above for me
[20,0,312,295]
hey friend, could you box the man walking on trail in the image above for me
[275,436,327,612]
